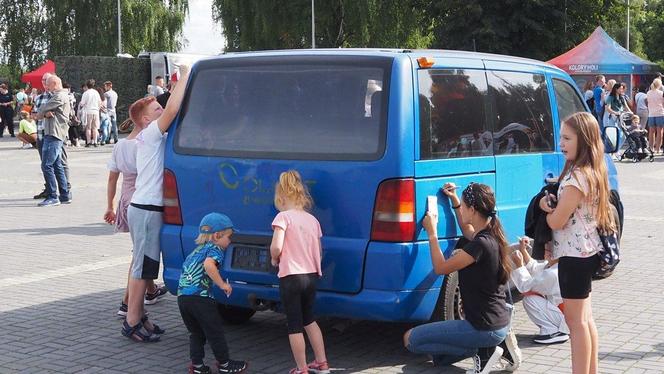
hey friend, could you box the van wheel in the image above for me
[217,304,256,324]
[430,271,463,322]
[611,203,622,240]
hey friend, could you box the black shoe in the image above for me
[217,359,247,373]
[533,331,569,344]
[10,134,15,137]
[33,190,48,199]
[189,364,210,374]
[93,143,98,147]
[85,143,91,148]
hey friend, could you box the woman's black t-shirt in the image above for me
[459,229,510,330]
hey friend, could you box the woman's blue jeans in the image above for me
[99,115,110,143]
[406,319,509,366]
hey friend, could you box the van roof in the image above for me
[214,48,563,73]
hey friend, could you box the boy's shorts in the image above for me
[127,204,163,279]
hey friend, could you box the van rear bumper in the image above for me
[163,268,439,322]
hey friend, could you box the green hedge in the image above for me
[55,56,151,123]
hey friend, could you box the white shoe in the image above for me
[467,346,503,374]
[500,331,522,371]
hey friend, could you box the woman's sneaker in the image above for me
[533,331,569,344]
[117,302,128,317]
[189,364,210,374]
[499,331,522,371]
[144,285,168,305]
[308,360,331,374]
[217,359,247,373]
[466,346,503,374]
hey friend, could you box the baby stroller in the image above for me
[617,112,655,163]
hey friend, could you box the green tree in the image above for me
[212,0,432,51]
[42,0,189,57]
[0,0,188,88]
[639,0,664,67]
[425,0,616,61]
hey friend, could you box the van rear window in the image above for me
[174,56,391,160]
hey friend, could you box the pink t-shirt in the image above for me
[272,209,323,278]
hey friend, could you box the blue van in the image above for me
[160,49,622,324]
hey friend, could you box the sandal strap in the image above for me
[122,321,160,342]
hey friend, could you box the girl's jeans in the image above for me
[406,319,509,366]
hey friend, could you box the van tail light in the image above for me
[371,179,416,242]
[163,169,183,225]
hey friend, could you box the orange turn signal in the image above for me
[417,57,435,68]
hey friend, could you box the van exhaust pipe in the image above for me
[247,293,276,312]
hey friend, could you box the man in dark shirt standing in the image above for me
[0,84,15,137]
[156,72,178,108]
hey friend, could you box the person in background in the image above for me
[510,239,569,345]
[15,87,28,116]
[0,84,15,137]
[156,72,178,108]
[79,79,101,147]
[592,75,605,124]
[104,81,119,144]
[634,83,649,130]
[646,79,664,155]
[17,110,37,149]
[63,83,81,147]
[152,76,165,97]
[97,87,110,145]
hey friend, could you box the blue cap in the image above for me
[199,212,234,234]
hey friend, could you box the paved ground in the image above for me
[0,136,663,374]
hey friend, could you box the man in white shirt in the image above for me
[104,81,119,144]
[78,79,102,147]
[122,65,190,343]
[511,238,569,345]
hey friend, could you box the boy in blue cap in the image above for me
[178,212,247,374]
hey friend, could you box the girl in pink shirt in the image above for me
[270,170,329,374]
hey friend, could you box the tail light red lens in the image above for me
[163,169,182,225]
[370,178,415,242]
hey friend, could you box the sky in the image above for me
[180,0,226,55]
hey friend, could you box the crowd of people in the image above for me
[586,74,664,156]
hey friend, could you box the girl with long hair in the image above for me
[404,182,519,374]
[270,170,330,374]
[540,112,614,373]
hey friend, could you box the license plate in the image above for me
[231,245,271,272]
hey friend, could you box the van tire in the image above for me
[217,304,256,324]
[430,271,463,322]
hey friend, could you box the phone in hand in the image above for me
[547,194,558,209]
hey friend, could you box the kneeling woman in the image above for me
[404,182,512,374]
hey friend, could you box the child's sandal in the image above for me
[121,320,160,343]
[141,314,166,335]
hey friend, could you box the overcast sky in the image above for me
[180,0,225,55]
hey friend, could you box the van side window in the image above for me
[418,69,492,160]
[552,78,587,122]
[487,71,554,154]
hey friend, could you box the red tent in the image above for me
[20,60,56,90]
